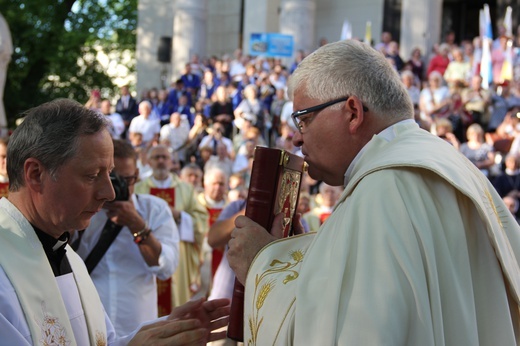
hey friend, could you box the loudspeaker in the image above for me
[157,36,172,63]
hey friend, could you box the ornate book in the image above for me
[227,147,306,341]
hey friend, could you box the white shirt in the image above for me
[159,123,190,162]
[75,194,179,336]
[128,115,161,144]
[107,112,125,139]
[280,101,299,131]
[198,135,234,157]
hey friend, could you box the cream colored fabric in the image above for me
[0,198,107,345]
[135,173,209,306]
[244,122,520,345]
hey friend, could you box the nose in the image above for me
[99,172,116,202]
[292,130,303,147]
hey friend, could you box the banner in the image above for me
[250,33,294,57]
[340,20,352,41]
[480,5,493,89]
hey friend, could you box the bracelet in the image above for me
[133,223,151,244]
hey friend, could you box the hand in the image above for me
[170,206,181,224]
[104,200,146,233]
[128,319,207,346]
[291,213,306,236]
[168,298,230,343]
[227,215,280,284]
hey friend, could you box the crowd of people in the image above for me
[2,28,520,344]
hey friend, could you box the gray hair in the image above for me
[204,167,229,184]
[287,39,414,120]
[147,144,171,160]
[8,99,109,191]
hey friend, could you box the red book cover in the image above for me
[150,187,175,207]
[227,147,306,341]
[0,182,8,198]
[150,187,175,316]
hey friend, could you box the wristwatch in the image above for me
[133,223,151,244]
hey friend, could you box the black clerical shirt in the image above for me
[33,226,72,277]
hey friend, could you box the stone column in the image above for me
[400,0,442,64]
[0,13,12,132]
[279,0,316,55]
[172,0,208,78]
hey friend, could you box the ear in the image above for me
[343,96,366,134]
[24,158,46,193]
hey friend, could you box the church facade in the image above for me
[136,0,512,95]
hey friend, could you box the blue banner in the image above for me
[249,33,294,57]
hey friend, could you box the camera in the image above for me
[110,171,129,201]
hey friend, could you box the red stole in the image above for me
[319,212,332,224]
[150,187,175,317]
[207,207,223,277]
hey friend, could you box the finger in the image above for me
[206,305,231,322]
[270,212,286,239]
[202,298,230,312]
[209,316,229,332]
[207,329,229,342]
[292,213,305,235]
[234,215,249,228]
[169,298,205,320]
[167,328,207,345]
[136,319,172,332]
[157,319,202,338]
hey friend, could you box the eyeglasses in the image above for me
[150,154,169,161]
[122,174,138,186]
[291,96,368,133]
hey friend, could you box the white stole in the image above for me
[0,198,107,345]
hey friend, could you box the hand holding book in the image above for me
[226,147,306,341]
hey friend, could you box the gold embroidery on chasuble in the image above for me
[37,302,70,346]
[248,249,305,346]
[95,331,107,346]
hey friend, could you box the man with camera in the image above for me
[75,139,179,336]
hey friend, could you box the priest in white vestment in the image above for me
[227,40,520,345]
[0,99,230,345]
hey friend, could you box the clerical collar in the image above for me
[33,225,72,276]
[151,175,172,188]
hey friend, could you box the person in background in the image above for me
[115,85,139,139]
[419,70,451,130]
[84,89,101,111]
[100,99,125,140]
[430,118,460,149]
[196,168,230,299]
[180,163,204,195]
[128,101,160,147]
[461,75,491,128]
[426,43,451,78]
[459,123,495,178]
[135,145,209,307]
[160,112,190,166]
[0,136,7,183]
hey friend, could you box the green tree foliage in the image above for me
[1,0,137,126]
